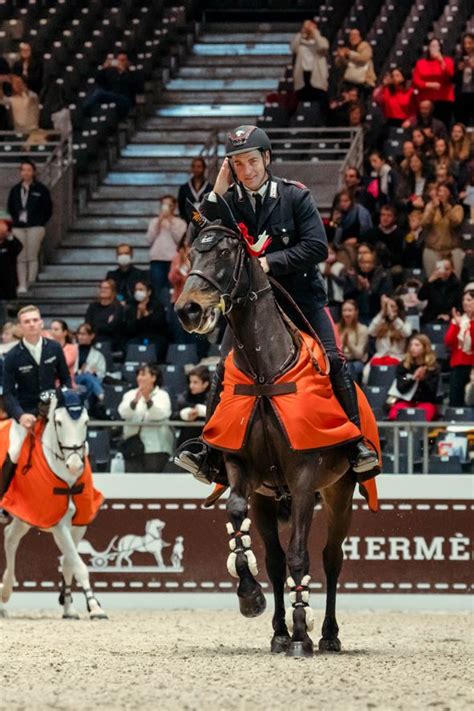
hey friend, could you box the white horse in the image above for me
[0,389,107,620]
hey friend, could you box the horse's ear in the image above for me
[214,194,240,232]
[186,199,210,235]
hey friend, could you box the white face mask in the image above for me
[134,290,147,302]
[117,254,131,266]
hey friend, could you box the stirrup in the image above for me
[351,441,379,474]
[174,439,214,485]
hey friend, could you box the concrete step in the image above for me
[165,78,278,92]
[92,186,179,200]
[65,231,148,246]
[50,248,149,265]
[161,90,268,104]
[30,284,97,299]
[191,42,291,56]
[132,129,213,143]
[83,202,160,217]
[73,217,150,231]
[204,23,300,32]
[198,32,294,43]
[178,66,284,78]
[183,55,289,67]
[155,103,261,118]
[104,172,189,186]
[144,115,253,129]
[115,157,203,171]
[39,265,138,280]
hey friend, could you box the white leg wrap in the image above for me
[305,605,315,632]
[226,551,239,578]
[286,574,314,633]
[241,518,251,532]
[285,607,294,633]
[245,549,258,577]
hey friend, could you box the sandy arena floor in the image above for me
[0,609,472,710]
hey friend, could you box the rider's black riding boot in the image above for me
[176,359,226,484]
[0,455,16,498]
[330,362,378,475]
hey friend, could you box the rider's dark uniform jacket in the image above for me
[3,338,71,421]
[200,175,328,314]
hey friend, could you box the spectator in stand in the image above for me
[177,158,212,220]
[410,99,448,139]
[74,323,106,414]
[387,334,440,421]
[335,28,376,97]
[336,298,368,382]
[444,286,474,406]
[330,189,372,248]
[421,182,464,277]
[12,42,43,95]
[0,57,12,131]
[173,365,210,445]
[367,150,402,211]
[328,86,361,126]
[0,321,21,357]
[418,257,461,323]
[124,279,168,363]
[168,235,191,305]
[106,243,146,305]
[372,67,416,128]
[290,19,329,113]
[364,204,405,271]
[340,165,374,210]
[454,32,474,126]
[146,195,187,297]
[7,159,52,294]
[398,152,432,212]
[396,277,427,317]
[318,246,346,316]
[85,279,124,349]
[411,127,433,160]
[449,123,473,173]
[83,53,144,120]
[343,249,392,324]
[363,295,412,382]
[0,218,22,302]
[432,136,452,172]
[399,140,416,174]
[412,38,455,128]
[2,75,39,136]
[118,363,174,473]
[401,209,424,269]
[49,319,78,386]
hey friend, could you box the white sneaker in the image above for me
[17,287,27,295]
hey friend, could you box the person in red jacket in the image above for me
[444,286,474,406]
[412,38,455,128]
[373,67,416,127]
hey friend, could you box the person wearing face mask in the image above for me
[146,195,187,298]
[124,280,168,363]
[106,244,146,305]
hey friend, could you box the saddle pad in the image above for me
[0,420,103,529]
[203,332,380,511]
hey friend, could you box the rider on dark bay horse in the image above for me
[177,125,378,479]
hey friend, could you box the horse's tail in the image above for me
[276,496,292,523]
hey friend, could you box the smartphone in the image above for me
[436,260,445,272]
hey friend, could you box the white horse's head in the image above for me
[44,389,89,478]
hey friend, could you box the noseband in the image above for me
[188,226,272,314]
[51,413,87,465]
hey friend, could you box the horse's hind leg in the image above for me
[59,525,87,620]
[226,458,266,618]
[252,493,289,653]
[52,523,107,621]
[319,472,355,652]
[1,518,30,609]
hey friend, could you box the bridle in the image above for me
[188,226,272,316]
[45,409,88,466]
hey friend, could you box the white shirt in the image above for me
[208,180,269,212]
[23,336,43,365]
[299,39,317,71]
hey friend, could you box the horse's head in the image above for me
[175,197,271,334]
[47,389,89,477]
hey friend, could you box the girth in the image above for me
[233,382,297,397]
[53,482,85,496]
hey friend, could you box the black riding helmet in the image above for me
[225,125,272,159]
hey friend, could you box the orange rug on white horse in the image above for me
[0,420,103,529]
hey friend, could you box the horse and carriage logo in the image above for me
[78,518,184,573]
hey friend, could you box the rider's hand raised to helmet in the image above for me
[214,158,233,196]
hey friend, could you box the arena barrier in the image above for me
[1,473,471,611]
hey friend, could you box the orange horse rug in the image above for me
[203,332,380,512]
[0,420,104,529]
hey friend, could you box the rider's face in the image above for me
[231,149,269,191]
[19,310,43,341]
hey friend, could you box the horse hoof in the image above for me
[238,588,266,618]
[286,638,314,658]
[90,612,108,621]
[62,613,80,620]
[271,635,290,654]
[319,637,342,652]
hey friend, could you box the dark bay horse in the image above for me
[175,209,372,658]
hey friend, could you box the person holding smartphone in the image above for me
[146,195,187,297]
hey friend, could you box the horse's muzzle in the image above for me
[175,300,204,332]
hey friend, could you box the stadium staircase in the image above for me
[28,23,294,328]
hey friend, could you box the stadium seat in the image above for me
[94,341,113,372]
[162,365,187,404]
[122,363,138,385]
[364,385,388,420]
[429,455,463,474]
[421,323,449,343]
[167,343,198,367]
[125,343,157,364]
[394,407,427,422]
[444,407,474,422]
[382,453,409,473]
[87,428,111,472]
[368,364,398,388]
[103,383,131,420]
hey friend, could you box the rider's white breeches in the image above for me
[8,422,29,463]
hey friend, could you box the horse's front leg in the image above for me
[1,517,30,611]
[285,465,317,658]
[252,493,289,653]
[59,524,87,620]
[319,472,355,652]
[225,455,266,618]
